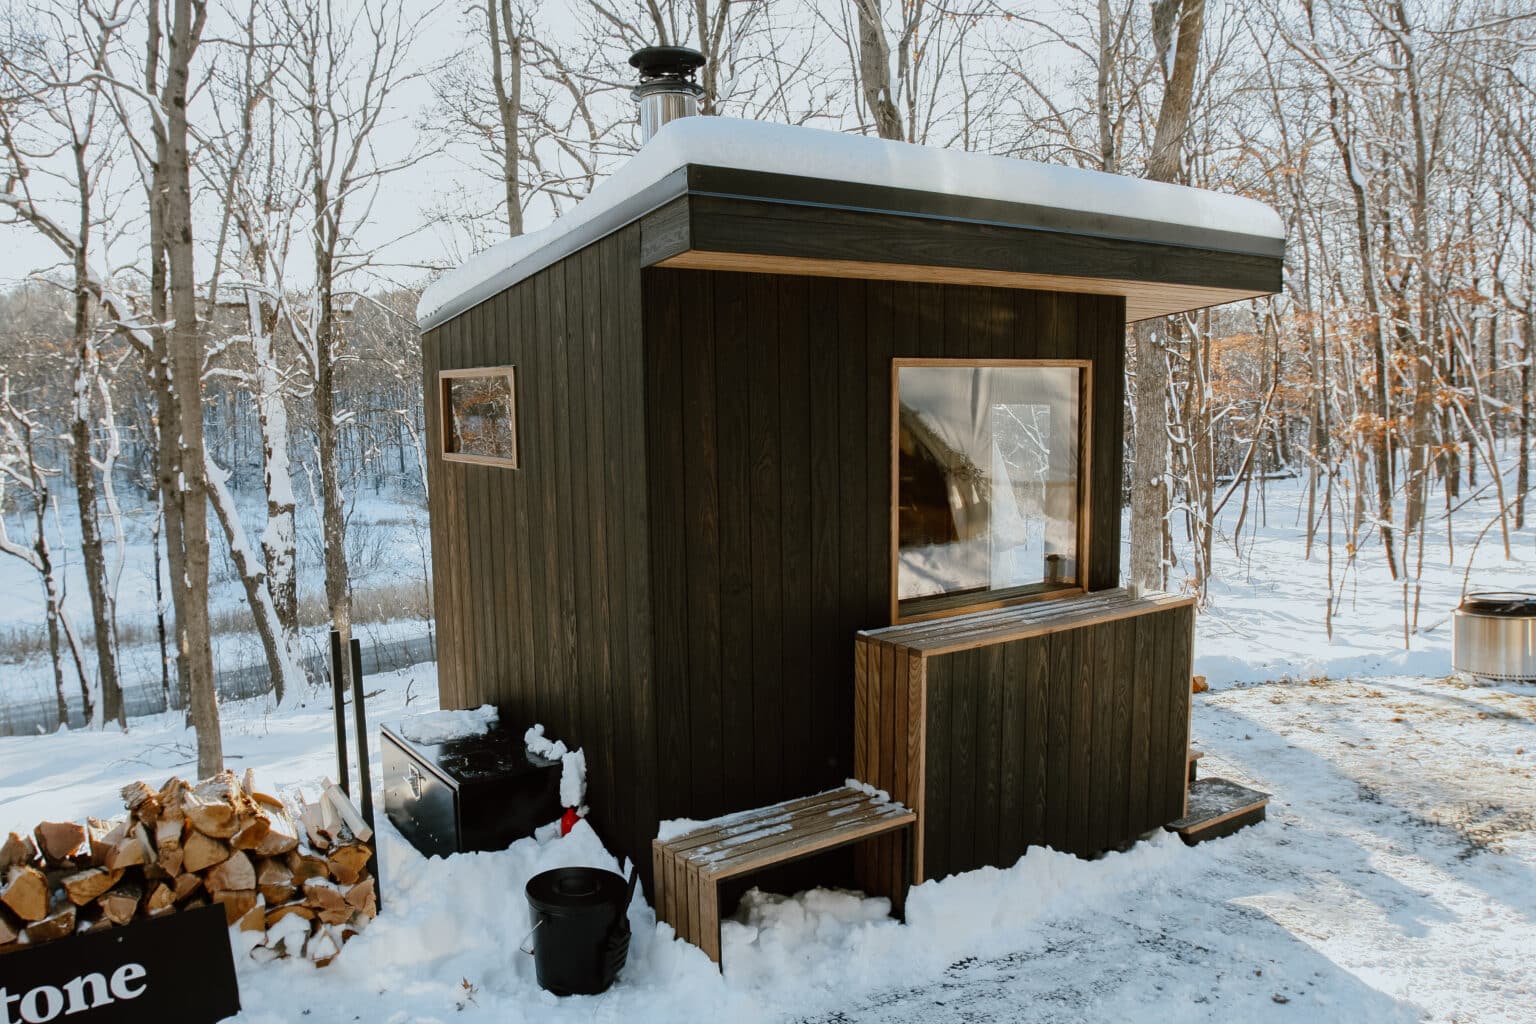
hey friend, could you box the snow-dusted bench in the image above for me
[652,785,916,966]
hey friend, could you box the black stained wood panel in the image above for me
[683,194,1282,298]
[915,604,1191,881]
[422,226,655,896]
[427,258,1131,898]
[641,269,1128,836]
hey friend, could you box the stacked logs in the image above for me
[0,771,376,966]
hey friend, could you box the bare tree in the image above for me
[1127,0,1205,592]
[0,0,129,726]
[277,0,437,699]
[0,379,89,726]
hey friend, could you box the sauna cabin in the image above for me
[415,113,1285,898]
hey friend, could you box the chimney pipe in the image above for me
[629,46,706,143]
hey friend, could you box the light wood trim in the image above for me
[889,358,1093,626]
[1172,793,1270,834]
[711,810,914,880]
[656,250,1270,323]
[904,593,1196,658]
[439,365,519,469]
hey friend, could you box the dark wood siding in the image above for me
[642,268,1126,827]
[421,225,656,886]
[855,595,1194,883]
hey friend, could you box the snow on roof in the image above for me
[417,116,1284,329]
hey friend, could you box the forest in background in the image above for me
[1,0,1533,770]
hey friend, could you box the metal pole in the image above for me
[329,629,350,797]
[348,638,374,832]
[348,638,380,912]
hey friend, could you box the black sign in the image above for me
[0,904,240,1024]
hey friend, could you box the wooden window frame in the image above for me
[440,366,520,469]
[888,357,1093,625]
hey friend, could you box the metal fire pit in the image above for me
[1452,592,1536,682]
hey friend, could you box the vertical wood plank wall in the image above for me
[425,258,1129,895]
[641,269,1127,829]
[421,225,657,886]
[854,601,1195,883]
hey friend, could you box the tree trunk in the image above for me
[853,0,904,140]
[1520,309,1532,530]
[159,0,222,777]
[207,455,307,702]
[68,183,123,727]
[1129,0,1204,591]
[487,0,524,236]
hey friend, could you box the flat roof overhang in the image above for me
[420,162,1283,332]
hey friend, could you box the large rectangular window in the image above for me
[440,367,519,468]
[894,360,1088,621]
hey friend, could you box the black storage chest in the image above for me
[382,722,563,858]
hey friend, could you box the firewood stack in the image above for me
[0,770,376,966]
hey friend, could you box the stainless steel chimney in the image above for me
[629,46,706,143]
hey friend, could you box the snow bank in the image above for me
[398,705,498,745]
[417,116,1285,327]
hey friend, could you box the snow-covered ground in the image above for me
[1,476,1533,1022]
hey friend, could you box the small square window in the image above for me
[895,360,1088,621]
[440,367,518,468]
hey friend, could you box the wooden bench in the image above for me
[652,785,916,966]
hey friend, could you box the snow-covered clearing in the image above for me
[1,477,1533,1022]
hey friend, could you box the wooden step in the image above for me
[1187,747,1204,783]
[1167,777,1268,845]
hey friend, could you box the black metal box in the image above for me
[382,722,563,859]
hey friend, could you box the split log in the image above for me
[88,819,125,864]
[0,832,37,870]
[2,865,49,922]
[157,777,191,820]
[34,821,88,863]
[265,901,315,928]
[0,908,19,945]
[343,876,376,920]
[286,851,329,886]
[99,881,142,926]
[211,889,258,926]
[326,843,372,886]
[154,817,183,851]
[230,815,271,853]
[251,801,299,858]
[184,772,256,839]
[24,903,75,944]
[62,867,123,906]
[302,877,351,924]
[182,831,230,873]
[170,874,201,905]
[238,900,266,933]
[145,882,176,915]
[256,860,295,905]
[204,850,256,894]
[158,844,185,877]
[103,823,153,871]
[322,782,373,843]
[121,781,162,823]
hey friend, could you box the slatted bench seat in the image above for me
[652,785,916,966]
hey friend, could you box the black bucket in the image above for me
[524,866,634,996]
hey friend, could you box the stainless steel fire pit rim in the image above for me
[1452,593,1536,682]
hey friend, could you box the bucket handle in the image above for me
[517,918,542,956]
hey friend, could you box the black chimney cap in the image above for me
[629,46,706,81]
